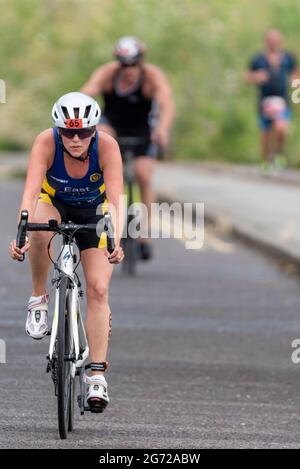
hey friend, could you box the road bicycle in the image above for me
[117,136,153,276]
[16,209,114,439]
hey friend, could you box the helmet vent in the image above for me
[52,93,100,128]
[84,105,91,118]
[61,106,70,119]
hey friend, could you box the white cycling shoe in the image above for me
[26,293,49,340]
[84,374,109,413]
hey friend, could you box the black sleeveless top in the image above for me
[102,67,153,135]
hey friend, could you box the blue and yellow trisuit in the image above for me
[38,128,108,250]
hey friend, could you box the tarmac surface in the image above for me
[1,180,300,448]
[154,162,300,262]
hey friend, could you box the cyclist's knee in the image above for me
[135,170,152,187]
[135,159,155,185]
[86,282,109,304]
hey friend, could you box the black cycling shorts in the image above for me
[38,192,107,251]
[99,116,158,158]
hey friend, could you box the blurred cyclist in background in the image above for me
[247,29,299,171]
[81,36,175,259]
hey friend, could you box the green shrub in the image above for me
[1,0,300,165]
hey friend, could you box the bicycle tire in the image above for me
[68,300,81,432]
[56,276,73,439]
[122,236,137,276]
[122,178,137,276]
[68,377,76,432]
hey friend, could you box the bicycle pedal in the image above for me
[83,404,105,413]
[88,398,107,413]
[47,329,52,336]
[90,405,105,413]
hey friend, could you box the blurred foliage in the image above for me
[1,0,300,165]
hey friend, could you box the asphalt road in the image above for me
[1,180,300,449]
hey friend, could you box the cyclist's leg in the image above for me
[80,248,113,376]
[29,198,61,296]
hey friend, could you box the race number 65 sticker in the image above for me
[65,118,83,128]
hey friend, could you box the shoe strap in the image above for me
[85,361,108,373]
[28,293,49,311]
[83,373,107,387]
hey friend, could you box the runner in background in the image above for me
[247,29,299,171]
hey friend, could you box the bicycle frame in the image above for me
[16,210,115,433]
[117,136,150,276]
[16,211,114,375]
[48,238,89,377]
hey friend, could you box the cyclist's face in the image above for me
[60,131,95,157]
[120,63,140,80]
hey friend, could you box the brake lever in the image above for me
[16,210,28,262]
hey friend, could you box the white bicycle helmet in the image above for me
[114,36,145,65]
[51,92,101,128]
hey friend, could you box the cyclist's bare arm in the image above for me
[98,132,124,253]
[80,62,119,97]
[19,129,54,221]
[145,64,175,145]
[9,130,54,260]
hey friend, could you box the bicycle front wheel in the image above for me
[56,276,74,439]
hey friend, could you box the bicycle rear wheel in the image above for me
[122,179,138,276]
[56,276,74,439]
[122,235,137,276]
